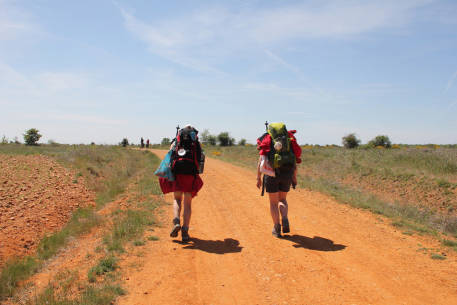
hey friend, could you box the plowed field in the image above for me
[0,154,94,265]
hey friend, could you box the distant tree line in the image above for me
[158,129,247,147]
[342,133,392,149]
[198,129,247,147]
[2,128,450,150]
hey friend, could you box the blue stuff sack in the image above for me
[154,150,175,181]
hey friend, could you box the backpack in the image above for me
[171,127,201,175]
[258,122,296,170]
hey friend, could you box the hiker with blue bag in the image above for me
[256,122,302,238]
[155,125,204,242]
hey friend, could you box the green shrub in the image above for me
[200,130,218,146]
[88,256,118,282]
[1,135,8,144]
[120,138,129,147]
[207,135,217,146]
[161,137,171,146]
[368,135,392,148]
[342,133,361,149]
[23,128,42,145]
[217,132,234,146]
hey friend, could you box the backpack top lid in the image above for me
[178,125,198,143]
[183,124,197,133]
[267,122,288,140]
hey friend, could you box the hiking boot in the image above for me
[181,226,190,242]
[282,217,290,234]
[170,218,181,238]
[272,224,282,238]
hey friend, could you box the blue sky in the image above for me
[1,0,457,145]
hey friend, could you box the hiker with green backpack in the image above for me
[256,122,302,237]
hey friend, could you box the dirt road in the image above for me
[118,150,457,305]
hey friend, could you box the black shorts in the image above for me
[265,174,292,193]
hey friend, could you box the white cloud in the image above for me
[119,7,225,73]
[264,49,303,77]
[35,72,90,92]
[23,113,127,126]
[0,0,40,40]
[249,0,433,43]
[244,82,280,91]
[0,61,28,85]
[243,81,352,105]
[0,62,92,105]
[119,0,432,72]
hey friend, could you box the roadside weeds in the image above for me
[0,145,163,303]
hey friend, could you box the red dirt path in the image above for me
[117,150,457,305]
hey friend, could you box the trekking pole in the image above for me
[265,121,269,132]
[261,175,266,196]
[171,125,179,145]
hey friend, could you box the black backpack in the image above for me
[171,127,201,175]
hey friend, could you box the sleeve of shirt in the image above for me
[257,133,271,156]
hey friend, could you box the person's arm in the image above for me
[196,141,202,161]
[292,165,297,188]
[256,156,262,189]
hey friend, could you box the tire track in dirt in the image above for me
[117,150,457,305]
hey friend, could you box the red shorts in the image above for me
[159,174,203,198]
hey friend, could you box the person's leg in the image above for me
[268,192,281,237]
[278,191,288,219]
[182,192,192,228]
[170,192,183,237]
[181,192,192,241]
[268,192,280,225]
[173,191,183,220]
[278,191,290,233]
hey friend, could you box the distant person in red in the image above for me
[159,125,204,242]
[256,122,302,238]
[140,137,144,148]
[146,139,150,148]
